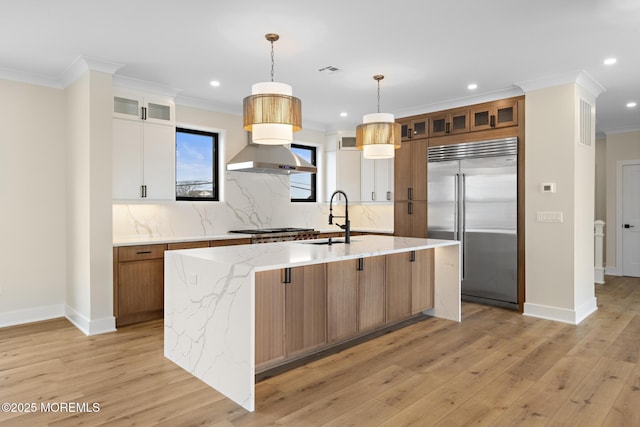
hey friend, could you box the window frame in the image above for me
[175,127,219,202]
[290,143,317,203]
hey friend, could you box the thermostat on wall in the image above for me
[541,183,556,193]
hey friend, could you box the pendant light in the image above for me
[243,33,302,145]
[356,75,401,159]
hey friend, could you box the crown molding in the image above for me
[393,86,524,118]
[0,66,63,89]
[515,70,605,99]
[113,75,181,98]
[61,55,124,88]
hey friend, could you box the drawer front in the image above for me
[118,244,167,262]
[167,241,209,250]
[210,238,252,247]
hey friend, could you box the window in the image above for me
[290,144,317,202]
[175,128,219,201]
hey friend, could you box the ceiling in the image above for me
[2,0,639,135]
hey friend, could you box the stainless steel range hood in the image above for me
[226,144,317,175]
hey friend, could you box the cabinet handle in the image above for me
[490,114,496,128]
[357,258,364,271]
[410,251,416,262]
[408,187,413,200]
[141,106,147,120]
[136,250,152,255]
[386,191,391,201]
[408,201,413,215]
[408,128,413,139]
[141,185,147,198]
[283,267,291,284]
[372,192,375,201]
[445,122,451,133]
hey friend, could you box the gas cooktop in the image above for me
[228,227,314,235]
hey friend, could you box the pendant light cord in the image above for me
[377,79,381,113]
[270,40,275,82]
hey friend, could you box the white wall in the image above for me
[604,130,640,273]
[523,82,597,324]
[113,105,393,241]
[0,79,67,326]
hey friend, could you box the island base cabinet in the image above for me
[327,260,359,342]
[358,256,386,332]
[385,252,413,323]
[412,249,435,314]
[255,270,285,367]
[286,264,327,355]
[385,249,435,324]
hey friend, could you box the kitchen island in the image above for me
[164,235,460,411]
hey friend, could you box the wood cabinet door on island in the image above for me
[285,264,327,355]
[327,260,359,342]
[255,269,285,366]
[358,255,386,332]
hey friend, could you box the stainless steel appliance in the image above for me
[427,137,518,309]
[228,227,319,243]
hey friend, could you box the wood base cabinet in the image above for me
[255,251,433,371]
[386,249,434,324]
[114,244,166,327]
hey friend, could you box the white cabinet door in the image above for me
[361,158,393,202]
[143,123,176,200]
[113,119,175,201]
[336,149,361,202]
[375,158,393,202]
[113,119,143,199]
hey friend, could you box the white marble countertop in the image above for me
[173,235,458,272]
[113,228,394,247]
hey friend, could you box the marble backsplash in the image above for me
[113,172,393,241]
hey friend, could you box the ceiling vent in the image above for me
[318,65,340,73]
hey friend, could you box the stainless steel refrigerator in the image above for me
[427,137,518,309]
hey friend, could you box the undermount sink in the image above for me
[299,238,357,245]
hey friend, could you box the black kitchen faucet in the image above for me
[329,190,350,244]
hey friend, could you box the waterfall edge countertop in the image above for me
[164,235,461,412]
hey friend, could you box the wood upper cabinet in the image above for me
[470,98,518,131]
[115,244,167,327]
[429,108,469,137]
[285,264,327,355]
[255,269,286,367]
[394,138,428,238]
[398,115,428,142]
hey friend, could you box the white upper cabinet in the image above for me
[361,157,393,202]
[113,92,174,125]
[112,89,176,201]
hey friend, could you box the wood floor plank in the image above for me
[0,275,639,426]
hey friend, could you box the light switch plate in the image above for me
[537,211,563,223]
[541,182,556,193]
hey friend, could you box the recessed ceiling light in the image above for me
[467,83,478,90]
[603,58,617,65]
[340,112,348,117]
[627,102,637,108]
[210,80,221,87]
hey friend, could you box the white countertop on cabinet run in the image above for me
[164,235,460,412]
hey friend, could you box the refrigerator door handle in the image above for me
[461,173,466,280]
[454,174,459,241]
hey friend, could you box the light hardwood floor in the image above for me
[1,275,639,426]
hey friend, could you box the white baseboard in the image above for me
[523,297,597,325]
[0,304,65,328]
[605,266,620,276]
[65,305,116,336]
